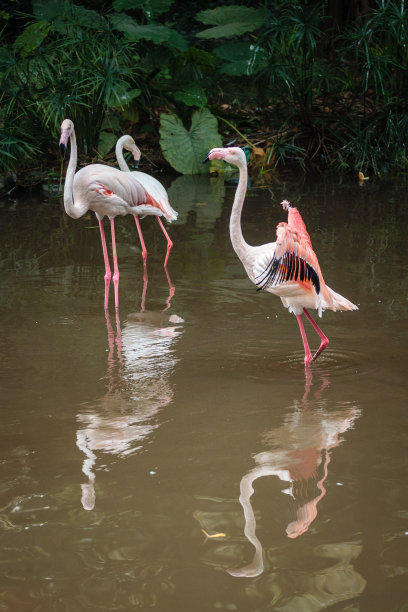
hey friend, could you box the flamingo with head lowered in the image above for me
[203,147,358,366]
[59,119,177,310]
[115,135,177,267]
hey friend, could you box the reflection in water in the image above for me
[167,174,225,227]
[228,369,361,580]
[76,268,183,510]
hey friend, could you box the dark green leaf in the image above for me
[13,22,51,54]
[214,42,267,76]
[173,84,207,107]
[196,6,267,39]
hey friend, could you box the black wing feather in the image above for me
[256,252,320,294]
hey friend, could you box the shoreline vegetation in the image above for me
[2,1,408,191]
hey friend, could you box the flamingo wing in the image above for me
[74,165,162,218]
[254,222,321,294]
[130,171,178,222]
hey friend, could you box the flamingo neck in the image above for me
[229,160,250,262]
[63,128,87,219]
[115,138,130,172]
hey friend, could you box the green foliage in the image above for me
[213,42,267,76]
[196,6,268,39]
[159,109,222,174]
[113,0,175,20]
[2,0,408,177]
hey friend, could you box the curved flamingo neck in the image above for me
[63,128,88,219]
[115,138,130,172]
[229,160,251,262]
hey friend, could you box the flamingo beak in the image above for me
[59,130,69,159]
[202,153,210,163]
[131,145,141,168]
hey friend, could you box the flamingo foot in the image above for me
[156,216,173,267]
[304,353,313,368]
[311,338,329,363]
[163,240,173,268]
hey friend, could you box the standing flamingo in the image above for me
[204,147,358,366]
[59,119,170,310]
[115,135,177,267]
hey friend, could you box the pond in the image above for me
[0,170,407,611]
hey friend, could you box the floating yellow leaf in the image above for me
[201,529,226,540]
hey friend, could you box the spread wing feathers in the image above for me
[255,223,321,294]
[130,171,178,222]
[287,207,313,249]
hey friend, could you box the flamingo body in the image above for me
[115,135,177,266]
[71,163,153,221]
[206,147,358,366]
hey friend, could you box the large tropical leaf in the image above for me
[196,6,268,39]
[173,83,207,107]
[33,0,105,30]
[214,42,268,76]
[112,14,187,51]
[113,0,175,19]
[13,22,51,55]
[98,131,117,157]
[159,108,222,174]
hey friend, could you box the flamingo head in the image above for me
[59,119,74,159]
[203,146,247,168]
[118,135,141,168]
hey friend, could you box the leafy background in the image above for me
[1,0,408,179]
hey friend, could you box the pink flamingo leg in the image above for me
[140,261,148,313]
[156,216,173,267]
[296,314,313,367]
[303,308,329,362]
[110,218,120,310]
[134,216,147,261]
[98,219,111,310]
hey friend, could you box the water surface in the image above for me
[0,172,407,611]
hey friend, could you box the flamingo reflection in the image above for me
[76,268,183,510]
[228,369,360,578]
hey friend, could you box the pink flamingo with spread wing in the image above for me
[204,147,358,366]
[115,135,176,266]
[59,119,177,310]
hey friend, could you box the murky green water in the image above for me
[0,172,407,611]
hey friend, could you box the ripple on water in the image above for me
[280,347,379,379]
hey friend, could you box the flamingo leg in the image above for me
[296,314,313,367]
[140,261,148,313]
[156,216,173,267]
[134,216,147,261]
[110,218,120,310]
[98,219,111,310]
[303,308,329,362]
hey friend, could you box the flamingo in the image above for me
[59,119,175,310]
[204,147,358,366]
[115,135,177,267]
